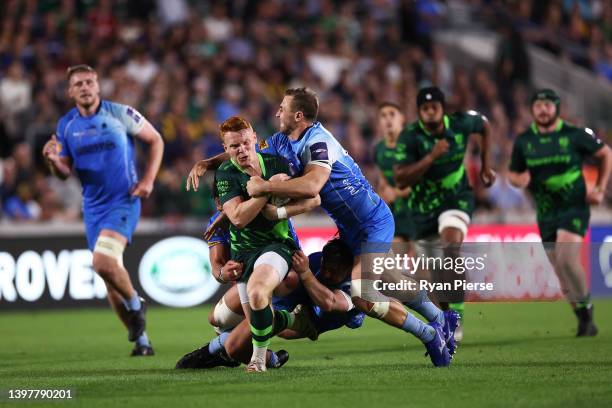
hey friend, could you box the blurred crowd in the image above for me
[0,0,610,223]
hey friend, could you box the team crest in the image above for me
[558,136,569,150]
[258,139,269,150]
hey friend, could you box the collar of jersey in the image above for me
[418,115,450,136]
[77,99,104,118]
[230,153,267,177]
[294,122,319,142]
[530,119,564,135]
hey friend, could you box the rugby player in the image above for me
[175,238,366,369]
[508,89,611,336]
[373,102,414,242]
[42,64,164,356]
[244,88,455,366]
[394,86,496,342]
[212,116,321,372]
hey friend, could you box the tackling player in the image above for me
[245,88,455,366]
[394,86,496,342]
[508,89,611,336]
[175,238,366,369]
[42,65,164,356]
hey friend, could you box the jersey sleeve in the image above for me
[205,212,230,248]
[396,128,420,165]
[509,137,527,172]
[464,110,486,134]
[55,119,72,159]
[258,133,282,155]
[215,168,243,205]
[112,103,146,135]
[301,133,337,170]
[575,127,604,156]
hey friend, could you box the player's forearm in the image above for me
[479,123,493,169]
[266,177,320,199]
[210,245,229,282]
[141,134,164,183]
[394,155,434,188]
[46,159,71,180]
[594,145,612,191]
[227,196,268,229]
[284,195,321,217]
[300,270,348,312]
[205,152,230,171]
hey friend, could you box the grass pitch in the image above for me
[1,300,612,408]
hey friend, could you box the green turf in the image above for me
[1,300,611,408]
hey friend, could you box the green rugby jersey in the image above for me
[374,138,409,215]
[215,153,296,252]
[397,111,486,214]
[509,120,604,218]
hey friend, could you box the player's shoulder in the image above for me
[399,121,420,139]
[451,110,486,125]
[102,100,143,121]
[304,122,335,143]
[217,159,237,174]
[562,121,595,137]
[57,107,79,129]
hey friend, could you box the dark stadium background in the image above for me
[0,0,611,309]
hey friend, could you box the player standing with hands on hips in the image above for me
[42,65,164,356]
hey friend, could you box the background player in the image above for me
[508,89,611,336]
[374,102,414,243]
[42,64,164,356]
[394,86,496,342]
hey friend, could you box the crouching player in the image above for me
[175,239,365,369]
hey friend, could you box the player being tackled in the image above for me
[213,116,320,372]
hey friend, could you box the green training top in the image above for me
[396,111,486,214]
[509,120,604,217]
[215,153,296,252]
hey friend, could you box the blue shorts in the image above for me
[83,200,141,251]
[339,200,395,256]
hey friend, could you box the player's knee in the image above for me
[247,284,269,310]
[92,252,120,279]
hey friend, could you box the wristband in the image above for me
[277,206,288,220]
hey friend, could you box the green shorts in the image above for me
[411,190,474,240]
[537,207,590,243]
[393,209,417,240]
[231,242,295,283]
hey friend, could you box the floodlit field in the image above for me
[2,301,611,408]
